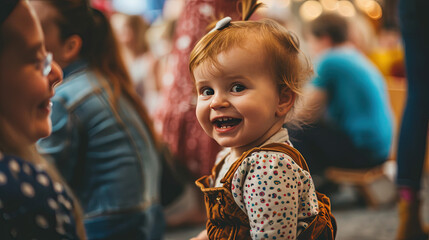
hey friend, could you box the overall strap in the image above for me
[259,143,310,172]
[220,143,310,187]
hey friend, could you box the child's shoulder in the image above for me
[240,149,302,171]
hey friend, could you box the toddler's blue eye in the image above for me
[232,84,246,92]
[201,88,214,96]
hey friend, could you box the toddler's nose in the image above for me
[210,93,230,110]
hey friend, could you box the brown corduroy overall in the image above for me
[195,143,337,240]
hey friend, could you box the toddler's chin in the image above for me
[215,140,239,149]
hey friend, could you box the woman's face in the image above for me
[0,1,62,145]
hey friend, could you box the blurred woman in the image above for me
[30,0,164,239]
[111,13,162,117]
[0,0,85,239]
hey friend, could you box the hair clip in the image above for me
[209,16,232,33]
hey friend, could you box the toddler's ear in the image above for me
[276,87,295,117]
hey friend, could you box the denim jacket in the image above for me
[38,61,161,220]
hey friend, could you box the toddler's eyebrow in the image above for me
[225,74,245,79]
[195,79,210,86]
[222,74,249,81]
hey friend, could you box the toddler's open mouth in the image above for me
[212,117,242,129]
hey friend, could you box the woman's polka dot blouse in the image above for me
[0,152,78,239]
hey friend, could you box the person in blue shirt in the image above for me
[30,0,164,239]
[0,0,85,238]
[290,13,393,181]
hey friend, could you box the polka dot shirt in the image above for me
[214,129,319,240]
[0,152,79,239]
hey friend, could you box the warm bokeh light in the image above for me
[259,0,292,20]
[354,0,369,11]
[337,0,356,17]
[261,0,291,9]
[365,0,382,20]
[299,0,323,21]
[261,0,274,6]
[163,0,185,20]
[278,0,292,8]
[321,0,338,11]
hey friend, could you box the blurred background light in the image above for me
[112,0,147,15]
[299,0,323,21]
[320,0,338,11]
[277,0,292,8]
[260,0,291,10]
[364,0,382,20]
[337,0,356,17]
[354,0,369,11]
[112,0,166,22]
[260,0,292,20]
[162,0,185,20]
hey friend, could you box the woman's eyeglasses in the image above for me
[38,52,53,77]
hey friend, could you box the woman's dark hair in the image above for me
[0,28,4,54]
[46,0,157,144]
